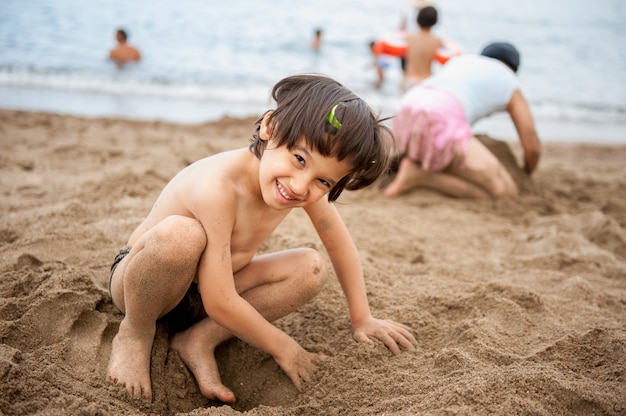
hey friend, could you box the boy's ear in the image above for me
[259,111,274,141]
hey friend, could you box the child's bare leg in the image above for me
[170,248,326,403]
[383,157,491,199]
[107,216,206,400]
[447,136,518,198]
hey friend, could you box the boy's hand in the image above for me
[353,317,416,355]
[274,341,327,391]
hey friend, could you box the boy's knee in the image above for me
[302,248,328,294]
[155,215,206,254]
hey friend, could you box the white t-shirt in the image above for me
[422,54,519,124]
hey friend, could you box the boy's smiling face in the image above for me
[258,136,352,209]
[255,111,353,209]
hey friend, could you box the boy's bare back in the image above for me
[405,31,444,82]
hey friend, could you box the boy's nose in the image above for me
[290,175,311,196]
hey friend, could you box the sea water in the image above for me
[1,0,625,142]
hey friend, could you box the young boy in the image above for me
[369,40,392,89]
[106,74,416,402]
[403,6,444,89]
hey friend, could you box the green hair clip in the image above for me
[327,104,343,129]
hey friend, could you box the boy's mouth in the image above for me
[276,180,297,201]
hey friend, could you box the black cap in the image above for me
[480,42,520,73]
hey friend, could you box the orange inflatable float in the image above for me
[373,31,462,65]
[434,39,463,64]
[372,31,408,57]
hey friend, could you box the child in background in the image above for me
[384,43,541,199]
[106,74,416,402]
[310,28,323,50]
[403,6,444,90]
[369,41,393,89]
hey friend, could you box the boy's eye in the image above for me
[318,179,331,188]
[292,152,331,188]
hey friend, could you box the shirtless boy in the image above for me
[109,29,141,63]
[106,74,416,402]
[403,6,444,89]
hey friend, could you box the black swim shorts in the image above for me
[108,246,205,333]
[161,282,206,333]
[109,247,131,294]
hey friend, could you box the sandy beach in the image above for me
[1,108,625,415]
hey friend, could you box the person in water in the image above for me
[109,28,141,63]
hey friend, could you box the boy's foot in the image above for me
[170,325,236,403]
[106,319,155,400]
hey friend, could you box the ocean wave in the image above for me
[0,67,270,105]
[2,66,624,126]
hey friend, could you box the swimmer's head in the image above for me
[481,42,520,73]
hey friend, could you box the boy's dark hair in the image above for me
[116,29,128,41]
[250,74,391,202]
[417,6,438,29]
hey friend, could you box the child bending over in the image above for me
[106,74,416,402]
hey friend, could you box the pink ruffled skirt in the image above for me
[392,85,471,171]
